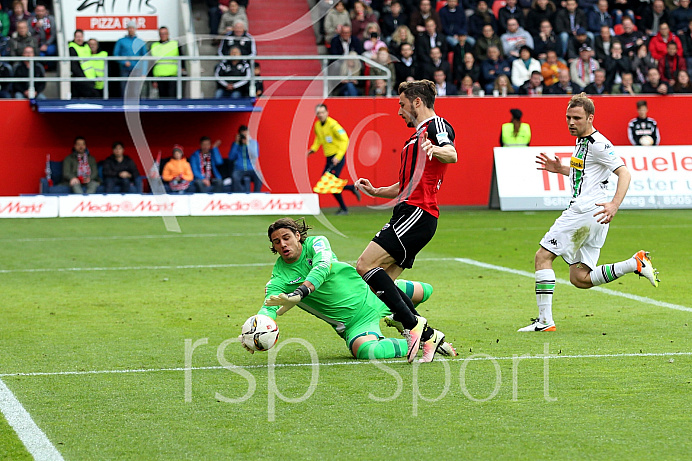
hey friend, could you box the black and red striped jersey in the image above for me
[397,115,455,218]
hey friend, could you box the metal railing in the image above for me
[0,54,393,100]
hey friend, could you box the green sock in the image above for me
[420,282,433,303]
[356,338,407,359]
[394,280,434,307]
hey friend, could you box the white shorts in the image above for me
[539,206,609,270]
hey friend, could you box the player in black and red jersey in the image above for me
[355,79,457,363]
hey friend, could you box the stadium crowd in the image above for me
[320,0,692,96]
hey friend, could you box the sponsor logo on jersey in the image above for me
[570,156,584,170]
[289,277,303,284]
[312,240,326,252]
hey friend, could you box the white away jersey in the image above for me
[569,130,624,211]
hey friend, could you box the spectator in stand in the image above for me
[588,0,613,35]
[229,125,261,193]
[501,18,534,60]
[29,2,53,57]
[500,108,531,146]
[416,18,447,65]
[632,42,656,83]
[433,67,458,94]
[474,23,503,61]
[207,0,223,39]
[8,19,36,56]
[324,0,351,43]
[215,46,251,98]
[641,67,670,93]
[150,26,181,98]
[12,45,44,99]
[330,24,364,55]
[628,100,660,145]
[218,0,247,35]
[518,70,544,94]
[334,51,363,95]
[454,50,480,85]
[541,49,568,86]
[497,0,526,35]
[190,136,224,193]
[410,0,442,35]
[658,40,687,83]
[604,40,631,87]
[8,0,29,34]
[394,42,419,86]
[381,1,408,42]
[511,45,541,87]
[68,29,98,98]
[583,68,609,93]
[369,78,389,95]
[570,44,599,88]
[493,73,515,95]
[113,21,148,95]
[481,45,511,92]
[618,16,647,57]
[388,25,414,57]
[162,145,193,194]
[62,136,100,194]
[678,18,692,70]
[611,71,641,93]
[440,0,473,48]
[102,141,139,193]
[649,22,682,62]
[219,20,256,57]
[672,69,692,92]
[0,6,9,54]
[468,1,498,40]
[641,0,670,37]
[526,0,555,38]
[533,19,559,60]
[460,74,484,95]
[369,45,395,85]
[88,38,107,96]
[351,1,377,40]
[0,62,12,98]
[546,67,582,93]
[566,27,593,62]
[594,25,612,64]
[555,0,589,58]
[671,0,692,35]
[422,46,452,80]
[610,0,634,26]
[362,22,387,59]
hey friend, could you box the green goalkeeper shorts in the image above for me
[343,290,391,350]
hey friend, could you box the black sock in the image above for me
[333,193,347,211]
[362,267,417,329]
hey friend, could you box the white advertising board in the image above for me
[494,146,692,211]
[0,196,59,218]
[188,193,321,216]
[59,194,189,217]
[61,0,180,42]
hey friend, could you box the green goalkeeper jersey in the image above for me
[258,236,382,338]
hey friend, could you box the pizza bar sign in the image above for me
[76,16,158,31]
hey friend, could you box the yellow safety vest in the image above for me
[68,42,96,80]
[91,51,108,90]
[309,117,349,161]
[150,40,179,77]
[501,122,531,147]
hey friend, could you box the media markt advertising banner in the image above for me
[62,0,180,42]
[494,146,692,211]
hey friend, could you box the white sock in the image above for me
[535,269,555,324]
[590,257,638,286]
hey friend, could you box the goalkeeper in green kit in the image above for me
[246,217,457,362]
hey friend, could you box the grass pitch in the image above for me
[0,208,690,460]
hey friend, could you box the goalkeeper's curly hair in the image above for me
[267,217,312,254]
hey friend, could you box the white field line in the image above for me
[1,351,690,378]
[0,232,264,243]
[452,258,692,313]
[0,262,275,274]
[0,378,64,460]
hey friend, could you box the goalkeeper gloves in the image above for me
[264,285,312,313]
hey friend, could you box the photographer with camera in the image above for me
[228,125,262,193]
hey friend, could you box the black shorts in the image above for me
[371,203,437,269]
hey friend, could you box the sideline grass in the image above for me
[1,209,690,459]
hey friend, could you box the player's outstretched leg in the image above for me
[385,279,434,332]
[356,338,407,359]
[518,268,557,332]
[590,250,659,288]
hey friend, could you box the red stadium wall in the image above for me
[2,96,692,206]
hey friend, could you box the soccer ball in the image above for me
[241,314,279,351]
[639,135,654,146]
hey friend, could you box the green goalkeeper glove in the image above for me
[264,285,311,311]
